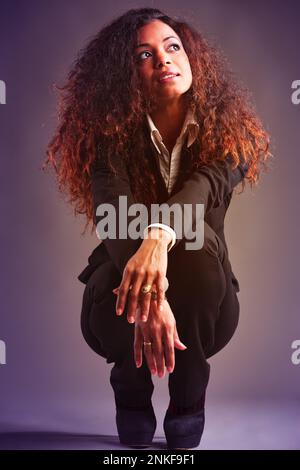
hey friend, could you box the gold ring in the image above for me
[151,291,157,300]
[141,284,152,294]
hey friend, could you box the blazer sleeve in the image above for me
[91,155,142,275]
[148,155,250,250]
[91,153,250,272]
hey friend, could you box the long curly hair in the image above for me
[44,7,272,235]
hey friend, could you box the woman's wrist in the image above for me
[142,227,172,249]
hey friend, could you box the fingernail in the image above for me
[116,309,122,315]
[141,315,147,322]
[128,317,135,324]
[151,369,156,375]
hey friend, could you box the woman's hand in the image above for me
[114,227,171,324]
[134,298,187,378]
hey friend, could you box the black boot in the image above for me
[110,354,156,447]
[163,396,205,449]
[116,402,157,447]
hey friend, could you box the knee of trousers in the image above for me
[86,260,121,305]
[81,261,130,363]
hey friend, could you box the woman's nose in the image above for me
[155,53,171,69]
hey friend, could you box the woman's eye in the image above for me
[137,43,181,61]
[169,43,180,51]
[138,51,151,61]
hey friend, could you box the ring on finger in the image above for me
[150,291,157,300]
[141,284,152,294]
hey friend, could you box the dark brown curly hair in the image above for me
[44,7,272,235]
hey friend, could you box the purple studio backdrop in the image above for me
[0,0,300,450]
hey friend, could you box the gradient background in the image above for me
[0,0,299,449]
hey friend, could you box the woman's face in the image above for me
[134,20,192,103]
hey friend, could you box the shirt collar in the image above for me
[146,108,199,154]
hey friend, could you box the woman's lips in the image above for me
[158,74,180,84]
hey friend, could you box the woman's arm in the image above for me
[91,154,143,275]
[92,154,171,320]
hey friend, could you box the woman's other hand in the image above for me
[134,298,187,378]
[114,227,171,323]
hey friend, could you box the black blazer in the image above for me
[78,140,249,292]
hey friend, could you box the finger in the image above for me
[143,343,157,375]
[152,336,165,378]
[174,324,187,350]
[139,274,156,322]
[163,332,175,373]
[155,272,166,312]
[116,267,133,317]
[126,272,146,324]
[134,321,143,368]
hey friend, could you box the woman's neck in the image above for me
[149,96,189,152]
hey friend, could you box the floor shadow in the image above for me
[0,432,168,450]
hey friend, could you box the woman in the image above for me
[45,7,271,449]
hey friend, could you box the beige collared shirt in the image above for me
[146,108,199,195]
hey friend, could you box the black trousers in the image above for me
[80,221,240,409]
